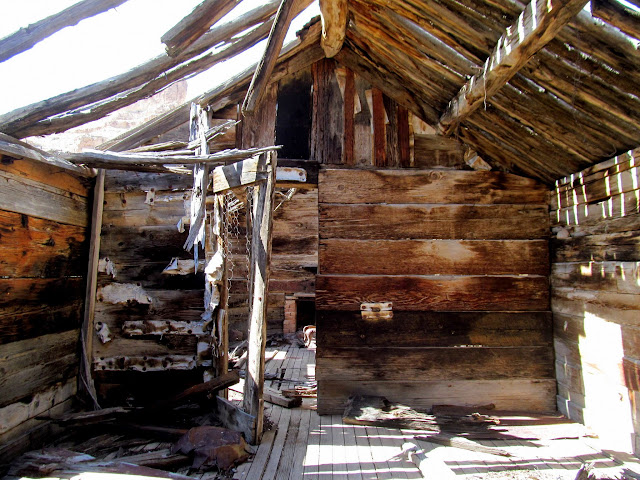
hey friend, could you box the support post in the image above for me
[243,152,277,443]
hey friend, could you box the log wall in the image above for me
[551,149,640,454]
[95,171,206,404]
[316,168,555,414]
[0,158,91,465]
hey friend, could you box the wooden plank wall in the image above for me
[0,158,91,465]
[95,170,206,404]
[311,58,466,168]
[550,149,640,454]
[316,168,555,415]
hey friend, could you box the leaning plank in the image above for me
[162,0,240,57]
[592,0,640,41]
[215,396,257,444]
[62,146,278,170]
[155,371,240,409]
[437,0,590,135]
[319,0,348,57]
[0,133,91,176]
[79,169,104,410]
[264,387,303,408]
[0,0,281,138]
[0,0,127,63]
[243,153,278,443]
[211,154,269,193]
[242,0,298,115]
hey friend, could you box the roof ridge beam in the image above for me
[437,0,590,135]
[320,0,348,57]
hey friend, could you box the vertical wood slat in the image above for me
[243,152,278,443]
[344,69,355,165]
[79,169,104,410]
[397,106,410,167]
[372,88,386,167]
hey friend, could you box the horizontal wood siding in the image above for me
[0,158,90,466]
[550,149,640,454]
[317,168,553,414]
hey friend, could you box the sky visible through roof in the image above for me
[0,0,319,116]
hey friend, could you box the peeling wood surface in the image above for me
[320,0,348,57]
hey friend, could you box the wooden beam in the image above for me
[343,68,355,165]
[592,0,640,41]
[243,152,277,443]
[61,146,278,171]
[0,0,127,63]
[0,0,279,138]
[78,169,104,410]
[319,0,348,57]
[372,88,387,167]
[437,0,590,135]
[242,0,297,115]
[211,154,269,193]
[10,22,273,139]
[97,19,321,152]
[0,133,93,176]
[161,0,241,57]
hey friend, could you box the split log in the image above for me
[438,0,591,135]
[0,133,91,176]
[592,0,640,40]
[264,387,302,408]
[242,0,298,115]
[0,0,281,138]
[402,442,456,480]
[319,0,348,57]
[0,0,127,63]
[574,462,596,480]
[161,0,241,57]
[61,146,278,171]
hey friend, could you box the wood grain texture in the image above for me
[311,59,344,164]
[319,203,549,239]
[319,239,549,275]
[317,310,553,347]
[317,379,558,415]
[316,274,549,311]
[0,210,87,278]
[319,169,547,204]
[316,346,555,381]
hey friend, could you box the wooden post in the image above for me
[79,169,105,410]
[243,152,277,443]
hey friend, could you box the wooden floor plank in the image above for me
[241,405,283,480]
[289,407,311,480]
[355,424,378,480]
[276,408,301,480]
[303,406,321,479]
[331,414,348,480]
[343,420,364,480]
[319,414,334,479]
[260,406,292,479]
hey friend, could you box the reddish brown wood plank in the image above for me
[319,239,549,275]
[397,105,410,167]
[316,274,549,311]
[372,88,387,167]
[344,68,355,165]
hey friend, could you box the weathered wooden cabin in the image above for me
[0,0,639,476]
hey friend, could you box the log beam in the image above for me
[243,152,277,443]
[592,0,640,41]
[0,0,127,63]
[242,0,297,115]
[161,0,241,57]
[437,0,590,135]
[319,0,348,57]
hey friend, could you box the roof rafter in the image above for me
[319,0,348,57]
[437,0,590,135]
[0,0,128,64]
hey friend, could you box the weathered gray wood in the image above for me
[438,0,590,135]
[319,0,348,57]
[161,0,240,57]
[0,133,92,176]
[0,169,89,226]
[215,396,257,444]
[243,153,277,443]
[0,1,280,138]
[242,0,297,115]
[79,170,104,410]
[0,0,127,63]
[211,154,269,193]
[62,146,277,171]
